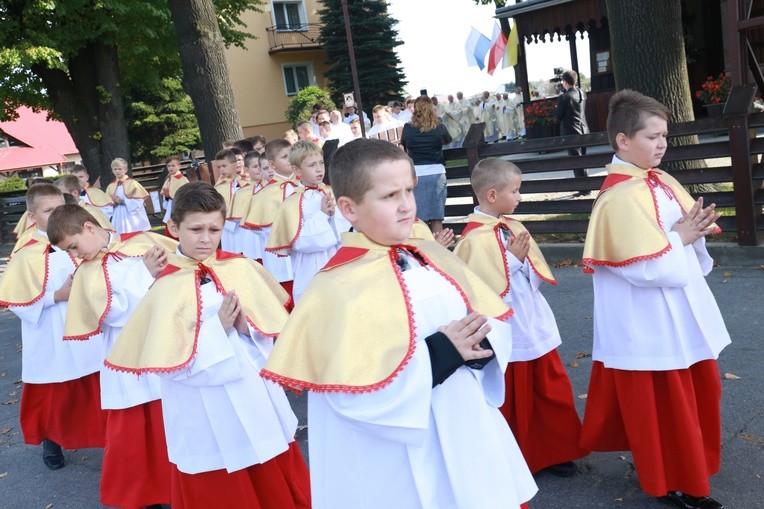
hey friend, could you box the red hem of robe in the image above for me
[20,372,107,448]
[579,360,721,497]
[500,349,590,472]
[100,400,172,508]
[169,442,311,509]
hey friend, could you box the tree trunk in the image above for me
[32,43,131,187]
[606,0,713,190]
[167,0,243,175]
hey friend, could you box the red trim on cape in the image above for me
[265,192,307,254]
[599,173,632,193]
[320,246,369,271]
[63,253,115,341]
[460,221,483,237]
[104,270,205,375]
[155,264,181,280]
[0,244,50,308]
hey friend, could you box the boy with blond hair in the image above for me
[262,139,536,509]
[266,141,349,303]
[454,158,589,477]
[106,157,151,234]
[105,182,310,509]
[0,184,106,470]
[48,204,177,508]
[242,139,297,298]
[580,90,729,509]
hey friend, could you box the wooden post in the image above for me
[725,84,761,245]
[462,122,486,206]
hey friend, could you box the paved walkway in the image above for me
[0,247,761,508]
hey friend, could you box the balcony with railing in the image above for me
[266,23,321,53]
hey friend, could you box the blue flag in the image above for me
[465,27,491,70]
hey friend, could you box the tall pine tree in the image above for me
[318,0,407,112]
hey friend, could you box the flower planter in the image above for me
[703,103,725,119]
[525,124,559,139]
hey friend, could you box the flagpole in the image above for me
[341,0,366,138]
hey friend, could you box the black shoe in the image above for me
[542,461,578,477]
[658,491,724,509]
[42,439,66,470]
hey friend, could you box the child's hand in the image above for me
[54,274,73,303]
[438,312,493,363]
[434,228,455,248]
[321,193,335,216]
[218,291,242,334]
[112,195,122,204]
[507,230,530,262]
[671,197,721,246]
[142,246,169,277]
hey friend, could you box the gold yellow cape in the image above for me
[214,177,242,216]
[83,186,114,207]
[454,214,555,297]
[11,226,37,256]
[266,184,332,255]
[105,250,289,374]
[582,164,721,271]
[64,232,178,340]
[105,177,149,200]
[228,181,255,220]
[162,172,189,200]
[261,232,511,393]
[410,219,435,241]
[13,211,33,237]
[0,233,75,307]
[81,203,115,230]
[241,175,299,229]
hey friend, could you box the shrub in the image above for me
[285,86,336,128]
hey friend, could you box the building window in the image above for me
[273,1,306,31]
[283,63,314,96]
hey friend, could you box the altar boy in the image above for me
[262,139,537,509]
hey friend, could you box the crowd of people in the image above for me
[0,88,730,509]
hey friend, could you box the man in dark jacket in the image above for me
[554,70,590,195]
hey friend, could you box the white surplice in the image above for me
[307,264,537,509]
[591,160,731,371]
[158,281,298,474]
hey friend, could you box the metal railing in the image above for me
[266,24,321,53]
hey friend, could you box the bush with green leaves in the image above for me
[285,86,336,128]
[0,176,27,192]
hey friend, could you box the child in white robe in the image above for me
[106,158,151,234]
[454,158,590,477]
[0,185,105,470]
[266,141,348,303]
[48,204,178,508]
[580,90,730,509]
[262,139,537,509]
[105,182,310,509]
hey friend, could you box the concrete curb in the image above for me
[538,242,764,267]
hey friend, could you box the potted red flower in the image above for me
[523,99,558,139]
[695,73,730,118]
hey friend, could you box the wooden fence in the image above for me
[441,111,764,246]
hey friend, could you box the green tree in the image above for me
[285,86,336,128]
[0,0,259,185]
[317,0,407,112]
[606,0,710,189]
[126,77,201,163]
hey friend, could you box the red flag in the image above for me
[487,30,508,75]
